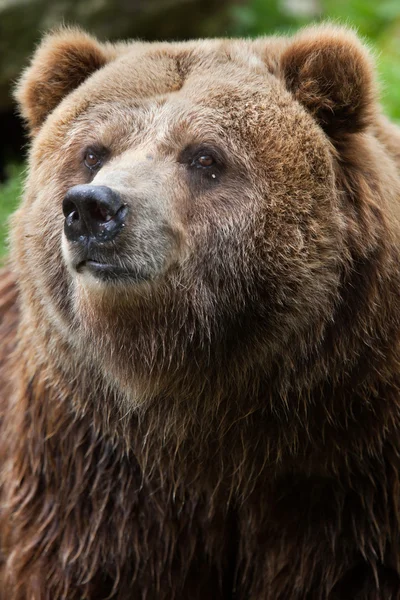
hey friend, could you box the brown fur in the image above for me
[2,24,400,599]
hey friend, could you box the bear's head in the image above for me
[11,26,393,412]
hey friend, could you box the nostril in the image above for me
[67,212,80,227]
[87,200,114,223]
[63,199,79,220]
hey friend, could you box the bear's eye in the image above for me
[84,150,102,171]
[179,144,225,182]
[192,155,215,169]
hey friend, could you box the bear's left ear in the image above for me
[15,27,117,136]
[280,26,377,138]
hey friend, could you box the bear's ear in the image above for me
[280,26,376,138]
[15,28,114,135]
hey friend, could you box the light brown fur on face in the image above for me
[2,24,400,599]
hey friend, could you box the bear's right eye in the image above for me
[84,149,103,171]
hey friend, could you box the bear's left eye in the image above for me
[84,149,103,171]
[179,144,225,181]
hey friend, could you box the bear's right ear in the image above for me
[15,28,115,136]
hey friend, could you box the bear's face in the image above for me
[11,28,376,403]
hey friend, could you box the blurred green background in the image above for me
[1,0,399,258]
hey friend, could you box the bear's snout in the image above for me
[63,184,128,244]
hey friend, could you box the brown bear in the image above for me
[1,23,400,599]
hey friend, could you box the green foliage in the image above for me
[0,164,23,258]
[231,0,305,36]
[376,32,400,121]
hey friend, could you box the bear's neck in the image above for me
[9,310,400,491]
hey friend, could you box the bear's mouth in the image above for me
[76,260,149,283]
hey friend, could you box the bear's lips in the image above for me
[76,260,116,273]
[75,259,148,283]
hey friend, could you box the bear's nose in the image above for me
[63,185,128,243]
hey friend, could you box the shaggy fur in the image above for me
[2,24,400,599]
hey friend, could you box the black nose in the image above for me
[63,185,127,243]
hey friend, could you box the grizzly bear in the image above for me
[1,23,400,599]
